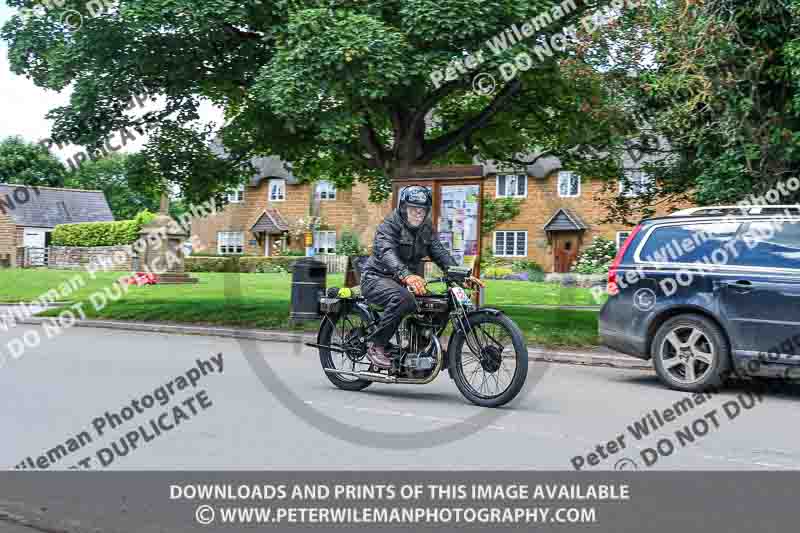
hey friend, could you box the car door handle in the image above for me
[723,280,753,293]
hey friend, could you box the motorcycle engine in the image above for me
[396,317,436,376]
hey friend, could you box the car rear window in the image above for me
[637,222,741,264]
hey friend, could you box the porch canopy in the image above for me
[250,209,289,234]
[543,208,587,234]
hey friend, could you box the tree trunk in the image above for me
[388,109,426,179]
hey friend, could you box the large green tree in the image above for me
[2,0,634,203]
[595,0,800,222]
[0,135,66,186]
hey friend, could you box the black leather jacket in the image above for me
[362,210,458,281]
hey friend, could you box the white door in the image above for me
[23,229,47,266]
[23,229,45,248]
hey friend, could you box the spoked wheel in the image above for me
[449,311,528,407]
[652,314,730,392]
[318,310,373,391]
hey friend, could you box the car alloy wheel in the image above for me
[659,326,715,384]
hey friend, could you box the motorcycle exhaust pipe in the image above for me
[306,342,346,353]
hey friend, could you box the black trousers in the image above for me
[360,273,417,346]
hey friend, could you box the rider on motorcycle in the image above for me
[360,186,484,369]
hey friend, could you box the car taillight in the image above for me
[607,224,642,296]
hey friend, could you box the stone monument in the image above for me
[137,193,198,284]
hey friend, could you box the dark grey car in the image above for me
[599,205,800,391]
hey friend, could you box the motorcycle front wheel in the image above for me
[448,311,528,407]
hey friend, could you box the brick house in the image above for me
[191,153,686,272]
[0,184,114,267]
[190,157,389,256]
[479,156,684,272]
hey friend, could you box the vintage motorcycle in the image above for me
[307,266,528,407]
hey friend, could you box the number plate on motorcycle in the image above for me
[452,287,471,305]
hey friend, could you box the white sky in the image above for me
[0,5,225,166]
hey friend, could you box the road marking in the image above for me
[311,398,800,469]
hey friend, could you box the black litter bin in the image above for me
[290,258,327,323]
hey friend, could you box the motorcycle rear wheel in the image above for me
[318,310,373,391]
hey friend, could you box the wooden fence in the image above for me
[17,247,48,268]
[314,255,440,278]
[313,254,349,274]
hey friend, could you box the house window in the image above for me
[496,174,527,198]
[619,170,653,198]
[313,230,337,255]
[315,180,337,201]
[558,171,581,198]
[269,179,286,201]
[226,184,245,203]
[494,231,528,257]
[217,232,244,255]
[616,231,632,250]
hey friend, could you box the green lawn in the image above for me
[4,269,601,346]
[1,269,124,303]
[482,279,605,306]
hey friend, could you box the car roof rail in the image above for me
[668,205,800,217]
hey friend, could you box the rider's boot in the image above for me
[366,343,392,369]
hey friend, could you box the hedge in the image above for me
[52,211,156,247]
[184,256,301,273]
[239,257,298,273]
[184,257,236,273]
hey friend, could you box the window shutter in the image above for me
[517,175,526,196]
[497,175,506,197]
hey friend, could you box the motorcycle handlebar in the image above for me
[425,276,467,286]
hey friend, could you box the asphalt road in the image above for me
[2,322,800,471]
